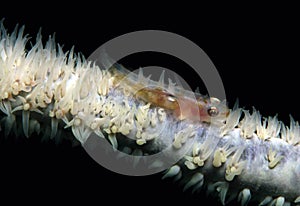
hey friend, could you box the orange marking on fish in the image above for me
[135,87,229,123]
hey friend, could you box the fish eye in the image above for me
[207,106,219,117]
[167,94,176,102]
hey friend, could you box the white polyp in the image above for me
[239,110,258,138]
[294,196,300,204]
[162,165,181,179]
[158,70,165,87]
[259,196,273,206]
[207,181,229,205]
[238,188,251,206]
[108,133,118,150]
[220,108,241,136]
[183,172,204,192]
[270,197,285,206]
[22,110,30,137]
[51,118,59,139]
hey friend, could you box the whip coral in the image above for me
[1,20,300,206]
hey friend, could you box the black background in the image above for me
[1,3,299,206]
